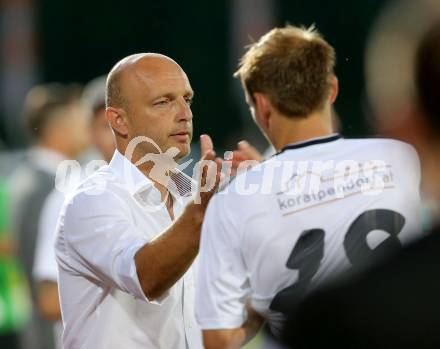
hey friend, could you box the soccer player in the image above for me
[195,25,422,349]
[281,20,440,349]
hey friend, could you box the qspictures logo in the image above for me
[54,137,392,211]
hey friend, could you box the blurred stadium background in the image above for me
[1,0,389,154]
[1,0,440,348]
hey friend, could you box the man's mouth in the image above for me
[170,132,190,141]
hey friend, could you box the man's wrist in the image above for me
[185,202,205,228]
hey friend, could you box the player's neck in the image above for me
[270,109,334,152]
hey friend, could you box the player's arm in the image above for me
[203,305,265,349]
[196,192,262,348]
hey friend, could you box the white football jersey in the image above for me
[195,135,422,335]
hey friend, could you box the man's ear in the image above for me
[106,107,129,138]
[329,75,339,104]
[253,92,272,129]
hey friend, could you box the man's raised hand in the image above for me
[192,134,222,208]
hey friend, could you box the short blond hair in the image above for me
[235,25,336,118]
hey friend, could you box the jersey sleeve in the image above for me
[195,194,250,329]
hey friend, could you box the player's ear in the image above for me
[106,107,129,138]
[329,75,339,104]
[253,92,271,129]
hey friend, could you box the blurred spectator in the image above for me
[8,83,90,349]
[32,76,115,348]
[282,20,440,349]
[365,0,440,142]
[0,181,30,349]
[365,0,440,235]
[81,75,116,163]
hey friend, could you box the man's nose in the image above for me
[176,97,193,121]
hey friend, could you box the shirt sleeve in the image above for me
[33,189,65,282]
[195,194,250,329]
[58,189,163,304]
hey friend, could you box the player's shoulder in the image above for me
[211,157,284,219]
[344,137,418,155]
[344,138,420,176]
[221,157,278,193]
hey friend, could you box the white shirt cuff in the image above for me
[121,239,170,305]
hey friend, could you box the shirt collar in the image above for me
[277,134,342,155]
[109,150,154,197]
[109,150,194,199]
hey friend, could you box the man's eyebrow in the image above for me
[150,90,194,101]
[184,90,195,98]
[150,92,175,100]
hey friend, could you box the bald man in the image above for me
[54,53,222,349]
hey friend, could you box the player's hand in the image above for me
[228,140,263,177]
[233,140,263,163]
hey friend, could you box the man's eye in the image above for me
[185,98,193,106]
[154,99,169,106]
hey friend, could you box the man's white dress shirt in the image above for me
[55,150,202,349]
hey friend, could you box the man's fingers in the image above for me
[200,134,214,157]
[213,158,223,191]
[197,134,218,194]
[231,150,248,162]
[195,156,223,206]
[227,148,261,177]
[238,140,263,162]
[199,152,219,188]
[203,149,216,161]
